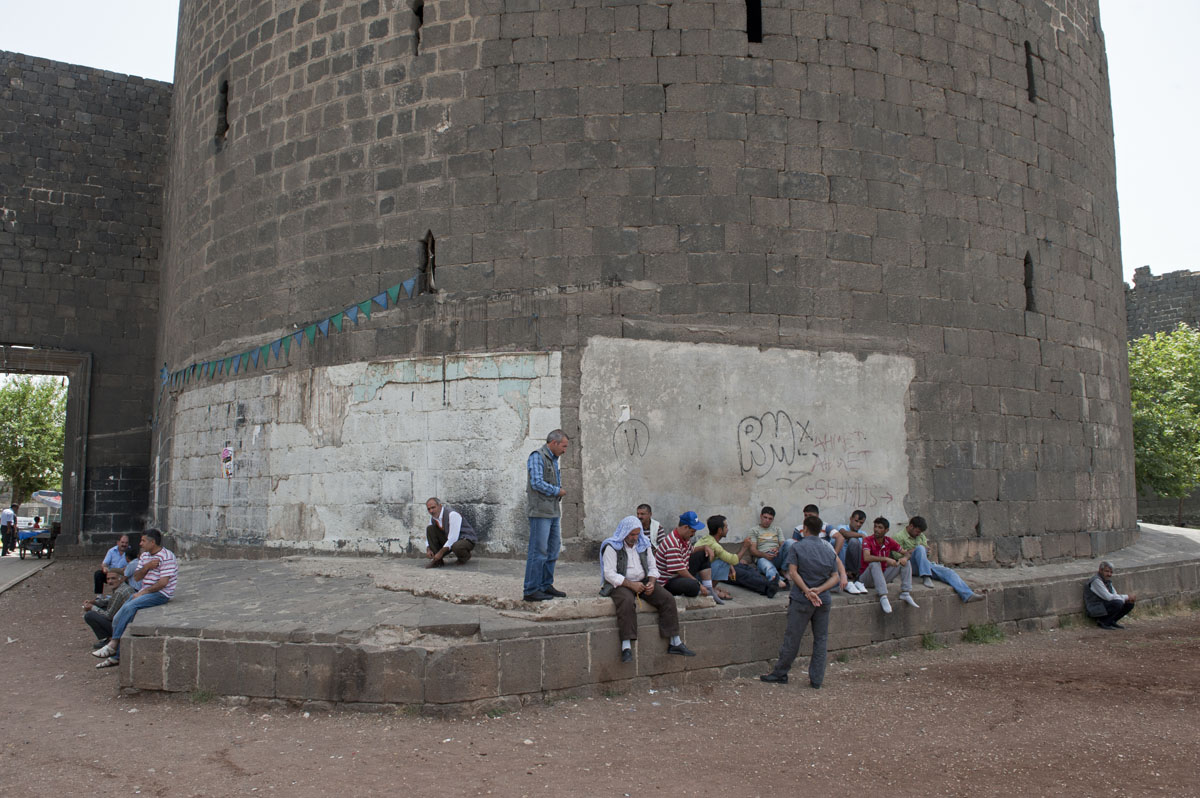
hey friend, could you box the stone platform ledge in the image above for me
[118,525,1200,712]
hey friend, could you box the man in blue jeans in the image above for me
[891,516,981,603]
[93,528,178,668]
[523,429,568,602]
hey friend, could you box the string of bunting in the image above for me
[158,275,419,391]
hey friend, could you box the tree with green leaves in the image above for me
[0,375,67,507]
[1127,323,1200,525]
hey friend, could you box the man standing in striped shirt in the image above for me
[93,528,178,668]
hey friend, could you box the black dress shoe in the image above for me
[666,643,696,657]
[620,648,633,663]
[543,586,567,598]
[759,673,788,684]
[523,591,552,602]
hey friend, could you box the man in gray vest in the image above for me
[1085,561,1136,630]
[600,515,697,662]
[424,497,478,568]
[524,429,569,601]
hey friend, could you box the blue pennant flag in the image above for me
[160,365,169,385]
[402,277,416,298]
[345,305,359,324]
[270,339,282,360]
[317,319,330,337]
[293,331,304,349]
[250,349,260,368]
[373,292,388,309]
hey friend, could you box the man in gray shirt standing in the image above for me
[760,514,843,688]
[523,429,568,602]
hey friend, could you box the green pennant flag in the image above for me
[223,356,233,374]
[283,335,292,356]
[358,299,373,319]
[260,345,270,366]
[331,312,344,332]
[241,352,250,371]
[304,324,317,344]
[387,283,401,305]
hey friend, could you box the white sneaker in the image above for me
[922,577,934,589]
[853,581,867,594]
[879,595,892,614]
[899,592,920,608]
[843,582,858,594]
[91,643,115,658]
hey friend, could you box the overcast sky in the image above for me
[0,0,1192,283]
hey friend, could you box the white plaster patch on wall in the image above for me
[167,352,561,554]
[580,338,915,542]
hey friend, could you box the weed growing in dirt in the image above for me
[485,707,507,718]
[1058,614,1078,629]
[921,633,946,650]
[836,653,849,663]
[189,688,215,704]
[603,689,624,698]
[962,622,1004,644]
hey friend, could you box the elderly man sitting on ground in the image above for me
[601,516,697,662]
[424,497,478,568]
[1085,561,1136,630]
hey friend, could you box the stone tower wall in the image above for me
[155,0,1135,564]
[0,52,170,545]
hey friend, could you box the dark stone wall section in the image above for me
[1126,266,1200,340]
[0,51,171,546]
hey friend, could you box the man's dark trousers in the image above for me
[426,524,475,563]
[1093,598,1134,627]
[84,610,113,642]
[609,584,679,641]
[768,597,831,687]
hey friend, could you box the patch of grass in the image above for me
[921,632,946,650]
[602,689,624,699]
[189,688,215,705]
[1057,614,1078,629]
[485,707,507,718]
[835,652,849,664]
[962,622,1005,644]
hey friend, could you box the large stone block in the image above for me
[424,643,498,704]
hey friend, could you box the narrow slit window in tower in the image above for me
[1024,252,1036,312]
[414,1,424,55]
[1025,41,1037,102]
[746,0,763,43]
[420,230,437,294]
[214,79,230,150]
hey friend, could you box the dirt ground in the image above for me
[2,559,1196,798]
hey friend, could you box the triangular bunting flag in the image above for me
[250,349,260,368]
[345,305,360,324]
[402,277,416,298]
[283,335,292,356]
[358,299,373,319]
[270,340,282,360]
[305,324,317,345]
[373,292,388,309]
[260,345,270,366]
[232,355,241,375]
[241,352,250,371]
[318,319,330,337]
[160,365,169,385]
[387,284,401,305]
[293,331,304,349]
[331,313,344,332]
[218,359,226,375]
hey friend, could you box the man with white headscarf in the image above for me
[600,516,697,663]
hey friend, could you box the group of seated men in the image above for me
[82,529,179,669]
[598,502,983,663]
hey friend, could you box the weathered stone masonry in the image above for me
[150,0,1136,565]
[0,52,170,545]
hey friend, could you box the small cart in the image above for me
[17,529,54,559]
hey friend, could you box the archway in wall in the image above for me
[0,345,91,548]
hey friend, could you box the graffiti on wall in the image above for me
[736,410,895,509]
